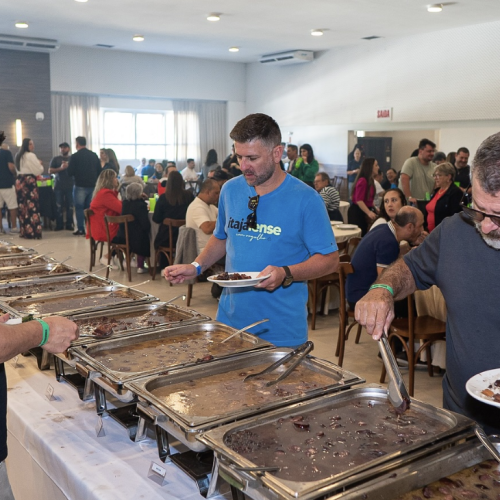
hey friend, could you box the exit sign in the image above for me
[376,108,392,121]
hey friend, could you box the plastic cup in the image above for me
[149,197,156,212]
[143,175,148,182]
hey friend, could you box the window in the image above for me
[101,111,175,160]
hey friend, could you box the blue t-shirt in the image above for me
[214,174,337,347]
[141,165,155,177]
[346,224,399,304]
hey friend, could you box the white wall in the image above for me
[246,20,500,170]
[50,45,246,102]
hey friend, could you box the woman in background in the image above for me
[347,145,362,195]
[119,166,144,199]
[114,182,150,274]
[14,138,43,239]
[290,143,319,187]
[100,149,120,175]
[370,188,407,231]
[348,157,379,236]
[200,149,219,181]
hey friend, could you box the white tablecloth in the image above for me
[338,201,349,223]
[5,357,218,500]
[332,224,362,243]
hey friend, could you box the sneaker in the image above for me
[130,257,138,268]
[73,229,85,236]
[137,268,146,274]
[10,227,20,234]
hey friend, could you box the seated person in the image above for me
[149,163,165,183]
[141,159,156,178]
[313,172,342,221]
[181,158,199,186]
[114,182,151,274]
[119,165,144,199]
[186,179,220,253]
[346,206,424,313]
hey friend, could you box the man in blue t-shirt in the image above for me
[165,113,338,347]
[347,206,424,308]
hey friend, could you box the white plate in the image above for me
[466,368,500,408]
[207,272,271,288]
[336,224,358,230]
[330,221,344,226]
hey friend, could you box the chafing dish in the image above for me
[70,321,273,399]
[0,273,114,299]
[128,348,363,456]
[3,285,156,317]
[0,244,35,256]
[0,263,79,282]
[0,254,51,268]
[198,385,475,500]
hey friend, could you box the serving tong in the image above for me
[49,256,72,273]
[378,330,411,414]
[244,341,314,387]
[220,318,269,343]
[475,426,500,463]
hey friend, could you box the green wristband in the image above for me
[35,319,50,346]
[369,284,394,296]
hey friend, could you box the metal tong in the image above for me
[220,318,269,343]
[49,256,72,273]
[379,330,411,414]
[475,426,500,463]
[244,341,314,387]
[29,252,53,262]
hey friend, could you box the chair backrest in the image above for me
[337,240,348,256]
[162,218,186,254]
[338,261,355,322]
[104,214,134,245]
[346,236,361,258]
[84,208,94,233]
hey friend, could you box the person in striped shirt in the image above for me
[314,172,342,221]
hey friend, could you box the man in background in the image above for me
[0,132,19,233]
[181,158,199,190]
[286,144,298,173]
[141,159,156,177]
[49,142,74,231]
[67,136,101,235]
[314,172,342,221]
[454,147,471,194]
[399,139,436,204]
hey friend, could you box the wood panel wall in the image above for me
[0,49,52,172]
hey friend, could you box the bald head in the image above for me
[394,206,424,245]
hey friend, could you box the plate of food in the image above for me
[335,224,358,230]
[207,272,271,288]
[466,368,500,408]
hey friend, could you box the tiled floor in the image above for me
[5,228,445,409]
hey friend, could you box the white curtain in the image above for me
[172,100,226,171]
[51,94,100,155]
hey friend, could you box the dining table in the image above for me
[338,200,349,223]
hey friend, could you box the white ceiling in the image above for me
[2,0,500,63]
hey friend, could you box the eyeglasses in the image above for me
[247,195,260,229]
[460,186,500,228]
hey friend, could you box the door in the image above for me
[357,137,392,174]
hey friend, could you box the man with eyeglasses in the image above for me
[354,132,500,434]
[165,113,338,348]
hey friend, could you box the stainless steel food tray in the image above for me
[3,285,156,317]
[0,273,115,299]
[70,321,274,397]
[0,254,53,269]
[0,244,36,256]
[198,385,476,500]
[0,263,79,282]
[129,348,363,452]
[324,436,500,500]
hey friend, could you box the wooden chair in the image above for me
[346,236,361,258]
[152,218,186,280]
[308,242,347,331]
[84,208,104,272]
[380,293,446,396]
[104,214,136,282]
[336,259,363,367]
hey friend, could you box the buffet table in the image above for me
[5,357,219,500]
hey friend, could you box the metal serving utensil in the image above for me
[475,426,500,463]
[220,318,269,344]
[73,265,111,282]
[164,294,186,305]
[231,465,281,474]
[243,341,314,386]
[48,256,72,274]
[131,280,151,287]
[29,252,53,262]
[379,330,411,414]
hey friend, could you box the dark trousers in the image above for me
[54,188,74,229]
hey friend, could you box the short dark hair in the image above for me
[418,138,436,150]
[394,206,419,227]
[199,179,219,194]
[76,136,86,147]
[230,113,281,149]
[287,144,298,152]
[59,142,70,148]
[433,151,446,162]
[456,147,470,156]
[0,131,5,146]
[315,172,330,183]
[167,161,176,166]
[149,159,155,164]
[187,158,194,163]
[471,132,500,195]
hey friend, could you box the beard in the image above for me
[243,161,276,187]
[475,222,500,249]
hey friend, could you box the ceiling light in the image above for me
[15,22,29,29]
[229,47,239,52]
[15,120,23,147]
[74,0,88,3]
[207,13,221,22]
[311,29,324,37]
[132,35,144,42]
[427,4,443,12]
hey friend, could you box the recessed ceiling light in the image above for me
[132,35,144,42]
[427,4,443,12]
[15,22,29,29]
[207,13,221,22]
[311,29,324,37]
[229,47,239,52]
[74,0,88,3]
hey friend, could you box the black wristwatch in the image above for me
[282,266,294,288]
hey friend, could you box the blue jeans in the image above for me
[73,186,93,232]
[55,188,74,229]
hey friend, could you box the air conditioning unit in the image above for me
[259,50,314,66]
[0,34,60,53]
